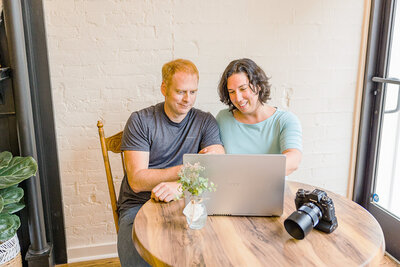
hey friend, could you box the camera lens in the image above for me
[284,202,322,239]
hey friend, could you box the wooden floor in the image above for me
[56,258,120,267]
[381,253,400,266]
[57,254,400,266]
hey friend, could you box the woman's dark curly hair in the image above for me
[218,58,271,112]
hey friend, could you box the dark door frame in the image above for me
[20,0,67,264]
[1,0,67,264]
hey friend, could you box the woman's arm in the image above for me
[282,148,302,175]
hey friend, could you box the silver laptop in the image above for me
[182,154,286,216]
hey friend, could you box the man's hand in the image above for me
[198,144,225,154]
[151,181,182,202]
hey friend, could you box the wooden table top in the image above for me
[133,181,385,266]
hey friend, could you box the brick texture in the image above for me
[43,0,364,261]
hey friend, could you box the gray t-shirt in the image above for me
[117,102,222,213]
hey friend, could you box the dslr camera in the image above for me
[284,188,338,239]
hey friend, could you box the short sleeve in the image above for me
[120,112,150,151]
[200,113,223,149]
[215,109,230,135]
[215,110,223,124]
[279,112,302,153]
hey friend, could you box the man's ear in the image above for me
[161,81,167,97]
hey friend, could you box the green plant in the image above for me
[178,162,216,197]
[0,151,37,242]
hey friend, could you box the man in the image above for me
[117,59,224,266]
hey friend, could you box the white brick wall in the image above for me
[43,0,364,262]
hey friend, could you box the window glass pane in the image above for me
[375,107,400,218]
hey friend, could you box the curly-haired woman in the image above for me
[216,58,302,175]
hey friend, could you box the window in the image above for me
[354,0,400,260]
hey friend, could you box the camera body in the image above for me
[295,188,338,233]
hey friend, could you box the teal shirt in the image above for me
[216,109,302,154]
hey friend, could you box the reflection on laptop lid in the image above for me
[182,154,286,216]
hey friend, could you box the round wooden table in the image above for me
[133,181,385,266]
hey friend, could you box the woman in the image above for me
[216,58,302,175]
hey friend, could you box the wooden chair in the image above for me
[97,120,126,233]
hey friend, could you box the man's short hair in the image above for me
[162,59,199,88]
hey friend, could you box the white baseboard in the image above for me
[67,242,118,263]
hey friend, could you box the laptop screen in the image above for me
[183,154,286,216]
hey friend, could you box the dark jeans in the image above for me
[117,205,150,267]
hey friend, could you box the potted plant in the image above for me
[0,151,37,266]
[178,162,216,230]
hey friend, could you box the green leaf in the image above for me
[0,213,20,242]
[2,202,25,214]
[0,156,37,189]
[0,186,24,205]
[0,195,3,213]
[0,213,15,231]
[0,151,12,169]
[179,162,217,197]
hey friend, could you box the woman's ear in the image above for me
[249,83,260,94]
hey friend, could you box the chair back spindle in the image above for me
[97,120,124,233]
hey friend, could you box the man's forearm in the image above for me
[127,165,182,193]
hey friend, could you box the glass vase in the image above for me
[183,195,207,230]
